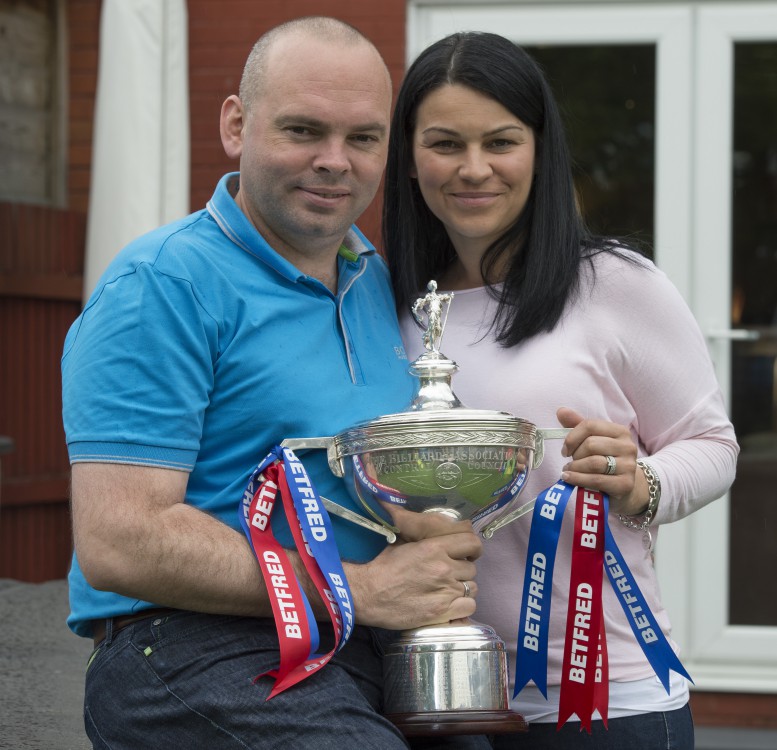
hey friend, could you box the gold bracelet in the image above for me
[618,459,661,531]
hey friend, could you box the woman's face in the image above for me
[411,84,536,258]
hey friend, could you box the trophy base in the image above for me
[383,621,525,737]
[386,709,528,736]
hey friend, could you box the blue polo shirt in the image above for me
[62,173,414,636]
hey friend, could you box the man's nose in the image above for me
[312,139,351,174]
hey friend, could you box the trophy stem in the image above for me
[408,352,463,411]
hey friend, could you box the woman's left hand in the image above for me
[556,406,647,516]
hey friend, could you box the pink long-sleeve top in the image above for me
[399,250,738,715]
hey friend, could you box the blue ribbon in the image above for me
[240,446,355,655]
[603,523,693,691]
[514,479,693,701]
[281,447,354,650]
[514,481,576,697]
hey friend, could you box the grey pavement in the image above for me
[0,579,91,750]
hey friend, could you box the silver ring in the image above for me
[462,580,472,598]
[604,455,617,476]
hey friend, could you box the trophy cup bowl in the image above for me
[281,282,567,736]
[328,403,538,537]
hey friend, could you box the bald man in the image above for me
[62,16,488,749]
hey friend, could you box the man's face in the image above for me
[231,36,392,263]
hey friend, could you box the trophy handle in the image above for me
[320,496,397,544]
[480,499,536,539]
[280,436,343,476]
[532,427,571,469]
[280,437,398,544]
[480,427,571,539]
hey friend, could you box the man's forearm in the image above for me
[78,499,278,616]
[73,462,480,630]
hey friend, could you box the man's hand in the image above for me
[385,503,483,544]
[346,509,482,630]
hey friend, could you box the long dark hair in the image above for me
[383,32,619,347]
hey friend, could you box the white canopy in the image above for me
[83,0,190,301]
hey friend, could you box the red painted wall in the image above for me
[0,203,85,580]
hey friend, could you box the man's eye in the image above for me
[351,134,379,144]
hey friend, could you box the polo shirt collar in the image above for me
[206,172,375,287]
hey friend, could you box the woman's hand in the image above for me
[556,407,648,517]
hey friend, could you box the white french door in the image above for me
[408,1,777,693]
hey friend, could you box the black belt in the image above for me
[92,608,179,646]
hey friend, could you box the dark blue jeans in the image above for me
[489,704,694,750]
[83,610,491,749]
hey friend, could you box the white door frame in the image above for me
[689,2,777,691]
[408,0,777,692]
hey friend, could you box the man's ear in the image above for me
[220,95,245,160]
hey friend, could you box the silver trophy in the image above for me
[282,281,567,736]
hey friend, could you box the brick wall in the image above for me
[66,0,100,212]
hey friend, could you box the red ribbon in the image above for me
[558,488,608,731]
[245,462,344,698]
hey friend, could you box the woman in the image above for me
[383,32,738,749]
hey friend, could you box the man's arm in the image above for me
[72,462,482,629]
[72,462,271,616]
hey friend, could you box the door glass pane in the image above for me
[729,42,777,626]
[526,45,656,252]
